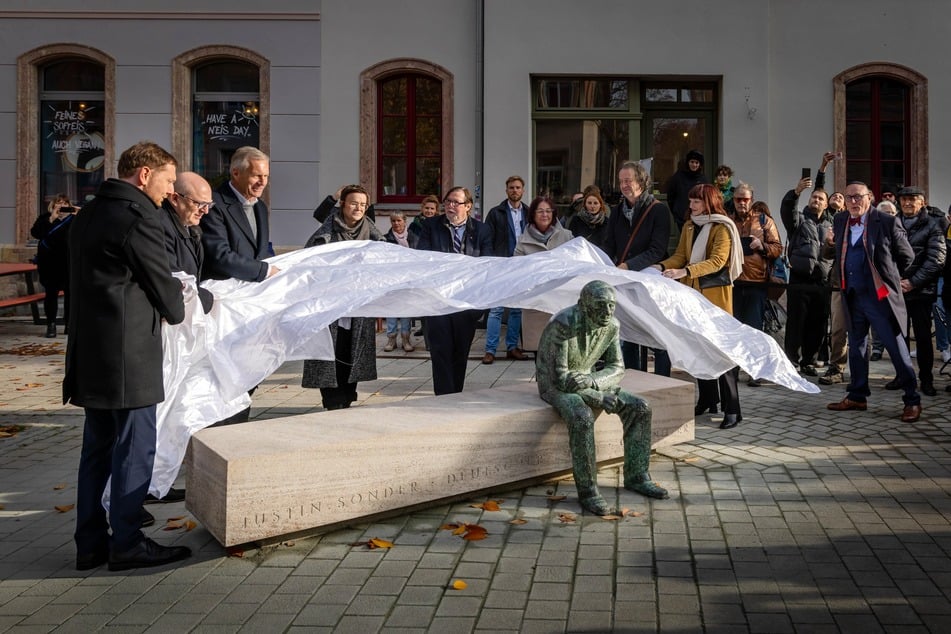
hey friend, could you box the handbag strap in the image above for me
[617,200,659,265]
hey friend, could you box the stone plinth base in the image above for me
[186,370,694,546]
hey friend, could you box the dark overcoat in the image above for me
[159,201,214,313]
[830,208,915,336]
[301,213,385,389]
[63,179,185,409]
[201,181,271,282]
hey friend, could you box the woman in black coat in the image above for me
[301,185,385,409]
[30,193,77,337]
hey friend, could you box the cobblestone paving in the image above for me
[1,318,950,632]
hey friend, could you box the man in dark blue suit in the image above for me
[827,181,921,422]
[200,146,279,282]
[66,141,190,571]
[417,186,494,394]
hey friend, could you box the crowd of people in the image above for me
[40,139,949,572]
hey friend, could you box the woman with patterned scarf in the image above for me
[566,185,610,249]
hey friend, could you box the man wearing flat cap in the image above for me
[893,186,946,396]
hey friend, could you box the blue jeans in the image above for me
[485,306,521,353]
[386,317,411,336]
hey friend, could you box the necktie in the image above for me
[243,202,257,240]
[452,224,464,253]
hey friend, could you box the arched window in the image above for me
[16,45,115,245]
[360,59,453,205]
[833,63,927,196]
[377,73,442,202]
[172,47,269,188]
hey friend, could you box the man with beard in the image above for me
[482,175,528,364]
[781,175,834,375]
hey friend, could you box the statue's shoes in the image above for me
[579,495,615,516]
[625,480,670,500]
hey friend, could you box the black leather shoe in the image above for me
[141,507,155,528]
[694,402,718,415]
[108,537,191,571]
[921,383,937,396]
[76,548,109,571]
[144,488,186,504]
[718,414,741,429]
[870,352,883,361]
[45,323,56,338]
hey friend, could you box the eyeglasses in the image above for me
[536,208,554,214]
[444,199,468,207]
[178,193,214,210]
[346,202,368,209]
[733,197,751,202]
[845,194,869,202]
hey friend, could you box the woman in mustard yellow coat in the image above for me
[656,184,745,428]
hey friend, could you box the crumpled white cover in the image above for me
[147,237,817,497]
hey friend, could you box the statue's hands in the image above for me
[600,392,620,413]
[566,372,596,392]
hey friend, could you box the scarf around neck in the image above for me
[332,210,373,241]
[689,213,745,281]
[526,223,556,245]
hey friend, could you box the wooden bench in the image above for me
[186,370,694,546]
[0,263,50,324]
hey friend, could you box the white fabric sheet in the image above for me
[149,238,817,497]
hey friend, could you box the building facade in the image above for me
[1,0,947,261]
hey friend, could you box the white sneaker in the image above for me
[910,349,917,358]
[942,349,951,363]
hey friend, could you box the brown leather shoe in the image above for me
[482,352,495,365]
[900,404,922,423]
[506,348,527,360]
[827,398,867,411]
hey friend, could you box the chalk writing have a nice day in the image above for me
[203,112,256,141]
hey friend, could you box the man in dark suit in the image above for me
[160,172,215,314]
[827,181,921,422]
[66,141,190,571]
[417,186,493,394]
[200,146,279,282]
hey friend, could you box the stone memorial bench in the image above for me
[186,370,694,546]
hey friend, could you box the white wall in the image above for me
[319,0,480,211]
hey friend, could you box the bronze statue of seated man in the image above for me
[536,280,668,515]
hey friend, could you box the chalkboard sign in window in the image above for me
[193,100,260,188]
[39,57,106,212]
[192,59,260,187]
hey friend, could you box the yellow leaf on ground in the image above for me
[451,524,467,536]
[470,500,502,511]
[185,520,197,531]
[54,504,75,513]
[53,484,66,490]
[548,495,567,503]
[368,537,394,549]
[167,516,185,522]
[163,522,183,531]
[451,579,468,590]
[601,515,622,521]
[558,513,576,523]
[226,546,244,558]
[509,518,528,525]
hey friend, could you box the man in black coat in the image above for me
[417,186,494,394]
[160,171,215,314]
[827,181,921,422]
[65,141,190,572]
[200,146,278,282]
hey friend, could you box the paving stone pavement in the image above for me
[1,317,951,633]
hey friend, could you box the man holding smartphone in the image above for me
[780,166,834,376]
